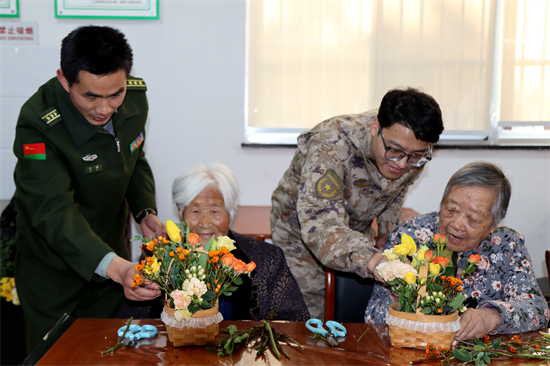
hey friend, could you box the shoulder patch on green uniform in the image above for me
[40,107,62,128]
[316,169,344,199]
[126,78,147,91]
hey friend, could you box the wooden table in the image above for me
[34,319,550,366]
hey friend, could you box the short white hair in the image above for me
[172,162,241,222]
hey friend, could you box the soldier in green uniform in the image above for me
[13,26,165,352]
[270,88,444,320]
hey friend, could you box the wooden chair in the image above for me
[325,208,420,322]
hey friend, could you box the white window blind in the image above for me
[246,0,549,145]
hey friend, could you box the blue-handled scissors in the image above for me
[117,324,158,342]
[306,319,347,346]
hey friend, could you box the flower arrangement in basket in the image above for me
[131,220,256,346]
[376,233,479,349]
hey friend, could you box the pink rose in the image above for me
[171,289,191,311]
[490,236,502,245]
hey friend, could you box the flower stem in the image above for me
[101,317,133,355]
[263,319,281,359]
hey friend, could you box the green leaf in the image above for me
[421,307,433,314]
[491,338,501,349]
[474,345,484,351]
[450,350,472,362]
[226,286,238,292]
[233,277,243,286]
[473,336,484,346]
[484,354,491,364]
[448,294,465,311]
[203,290,215,302]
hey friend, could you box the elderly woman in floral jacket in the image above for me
[365,161,549,346]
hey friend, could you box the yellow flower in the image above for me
[166,220,182,242]
[211,236,237,252]
[401,233,417,254]
[394,244,410,256]
[144,258,162,275]
[383,249,398,261]
[429,263,441,276]
[404,272,416,285]
[417,249,426,261]
[174,308,192,322]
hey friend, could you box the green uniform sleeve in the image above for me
[125,148,157,219]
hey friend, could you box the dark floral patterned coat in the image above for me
[229,231,310,321]
[365,211,550,333]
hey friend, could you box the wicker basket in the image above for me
[388,303,459,349]
[163,302,220,347]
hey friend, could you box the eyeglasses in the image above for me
[380,130,432,167]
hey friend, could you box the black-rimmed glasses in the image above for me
[380,130,432,167]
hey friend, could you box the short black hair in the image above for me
[377,87,444,143]
[60,25,133,86]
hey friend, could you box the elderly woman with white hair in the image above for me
[365,161,549,345]
[152,162,309,321]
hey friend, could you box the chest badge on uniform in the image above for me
[82,154,98,162]
[130,131,144,153]
[316,169,344,199]
[353,179,370,187]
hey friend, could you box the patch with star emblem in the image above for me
[316,169,344,199]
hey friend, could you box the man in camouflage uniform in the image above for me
[270,88,444,320]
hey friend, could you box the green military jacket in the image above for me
[13,76,157,282]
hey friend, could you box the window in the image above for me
[246,0,549,145]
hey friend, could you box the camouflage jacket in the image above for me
[270,110,424,278]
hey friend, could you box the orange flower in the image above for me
[188,233,200,245]
[432,256,450,267]
[211,256,219,263]
[169,251,175,257]
[246,261,256,273]
[134,263,144,271]
[437,308,443,313]
[468,254,481,264]
[484,335,490,340]
[133,273,143,286]
[534,344,541,349]
[178,253,185,260]
[146,241,155,251]
[176,247,183,253]
[146,257,154,264]
[433,234,442,243]
[221,246,229,255]
[457,286,463,292]
[424,250,434,261]
[440,276,446,280]
[221,253,236,266]
[510,347,516,353]
[233,259,248,274]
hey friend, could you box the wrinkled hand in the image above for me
[140,214,167,240]
[367,253,388,283]
[107,256,161,301]
[452,308,501,348]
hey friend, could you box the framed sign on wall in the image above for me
[55,0,158,19]
[0,0,19,17]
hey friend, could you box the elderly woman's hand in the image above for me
[452,307,501,348]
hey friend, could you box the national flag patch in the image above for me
[23,143,46,160]
[129,132,144,154]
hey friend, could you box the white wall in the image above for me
[1,1,548,279]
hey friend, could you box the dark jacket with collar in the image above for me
[13,76,157,350]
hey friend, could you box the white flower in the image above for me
[186,277,207,297]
